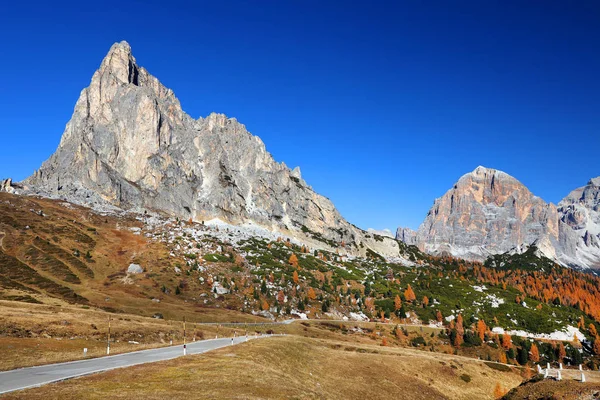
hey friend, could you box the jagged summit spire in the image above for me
[106,40,132,56]
[97,40,138,86]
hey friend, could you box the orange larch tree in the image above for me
[499,352,507,364]
[456,314,464,336]
[476,319,487,341]
[288,253,299,269]
[593,336,600,355]
[453,332,463,347]
[261,300,269,311]
[573,334,581,348]
[530,343,540,362]
[404,285,416,302]
[590,323,598,337]
[501,334,512,350]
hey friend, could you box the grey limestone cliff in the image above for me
[396,166,593,266]
[558,177,600,268]
[22,41,400,257]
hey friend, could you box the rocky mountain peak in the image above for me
[98,40,137,85]
[468,165,509,179]
[399,167,560,261]
[454,166,532,206]
[560,177,600,209]
[19,41,402,259]
[471,165,493,176]
[398,167,600,269]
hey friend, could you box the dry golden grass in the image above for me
[0,192,256,320]
[0,302,509,373]
[0,300,278,370]
[3,335,524,400]
[0,193,591,398]
[504,377,600,399]
[0,336,167,371]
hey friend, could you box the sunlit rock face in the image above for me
[396,167,600,268]
[410,166,560,260]
[22,41,402,257]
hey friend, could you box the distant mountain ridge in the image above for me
[13,41,400,258]
[397,166,600,269]
[558,177,600,268]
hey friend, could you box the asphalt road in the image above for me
[0,334,271,395]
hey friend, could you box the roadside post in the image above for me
[107,316,111,355]
[183,317,187,355]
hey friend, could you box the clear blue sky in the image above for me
[1,1,599,231]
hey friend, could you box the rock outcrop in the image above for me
[396,166,597,267]
[1,178,20,194]
[22,41,400,257]
[395,227,417,245]
[127,264,144,274]
[557,177,600,268]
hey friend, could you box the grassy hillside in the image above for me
[0,192,267,321]
[3,335,524,400]
[503,376,600,399]
[4,191,600,379]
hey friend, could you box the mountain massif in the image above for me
[1,41,598,269]
[397,166,600,269]
[15,41,399,257]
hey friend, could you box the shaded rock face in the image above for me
[558,177,600,268]
[23,41,400,257]
[395,227,417,245]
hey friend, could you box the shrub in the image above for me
[411,336,426,347]
[484,362,511,372]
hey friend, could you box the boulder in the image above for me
[127,263,143,274]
